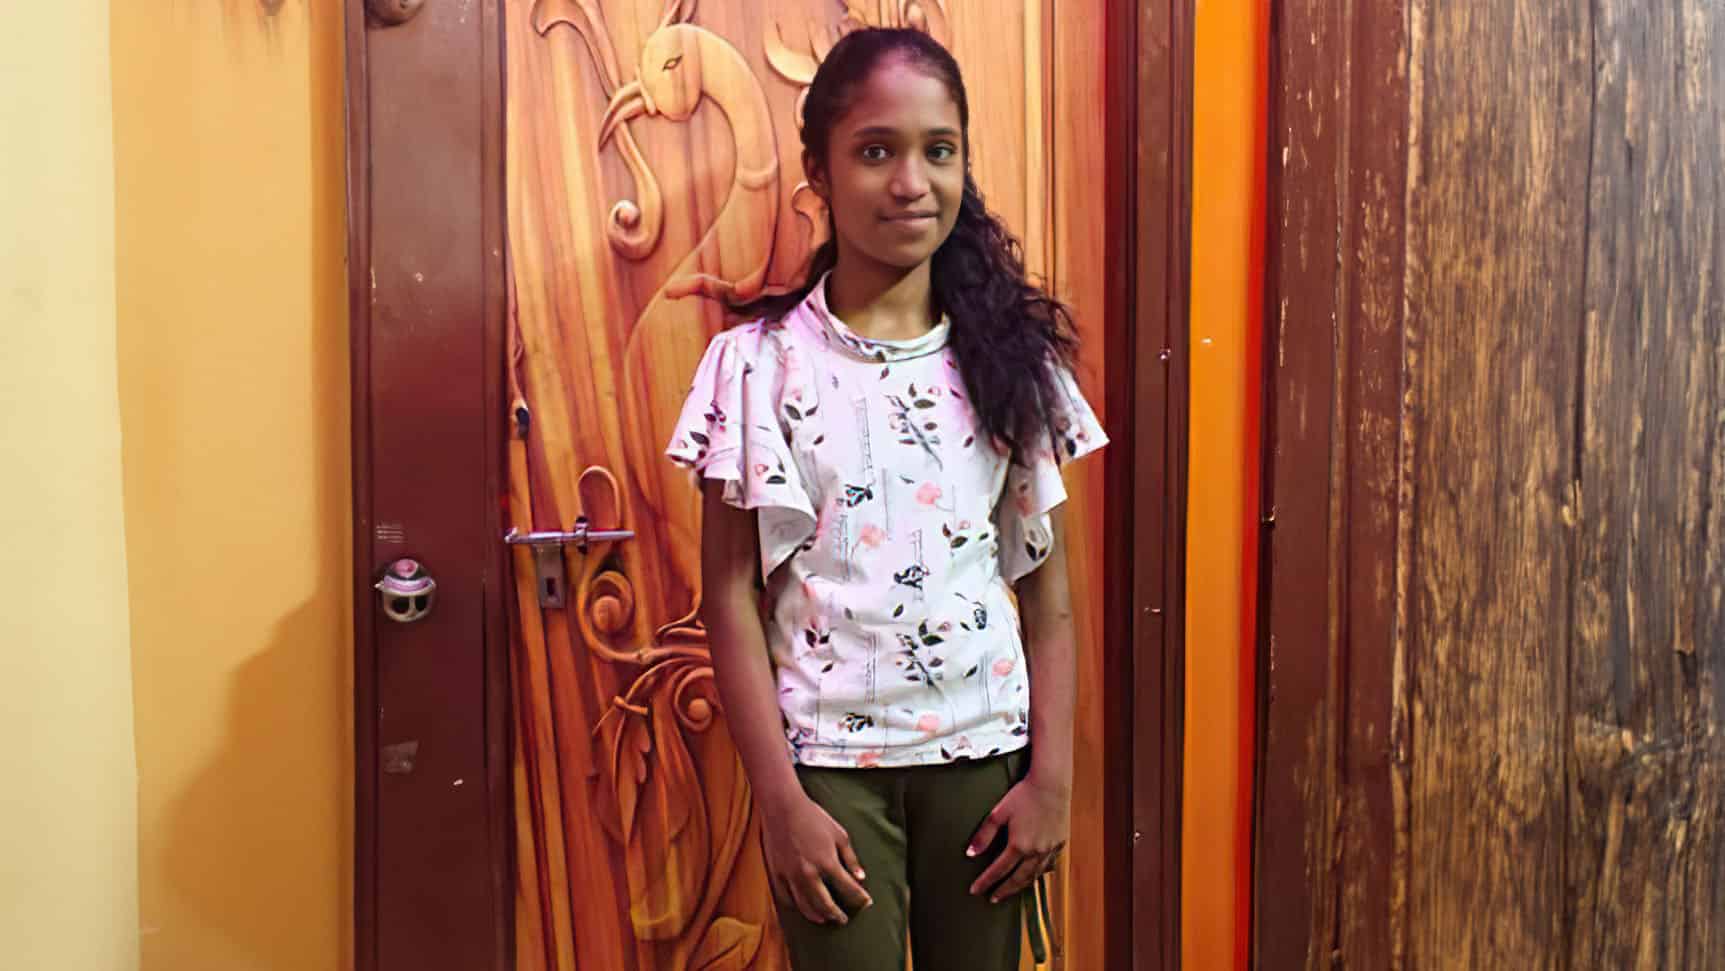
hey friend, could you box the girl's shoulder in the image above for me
[708,313,805,358]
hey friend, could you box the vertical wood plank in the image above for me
[1049,1,1114,967]
[1116,0,1193,969]
[1254,0,1346,963]
[1570,1,1725,966]
[1403,0,1592,966]
[1334,0,1410,966]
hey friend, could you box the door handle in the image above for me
[504,517,634,608]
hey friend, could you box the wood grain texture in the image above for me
[1404,0,1592,965]
[1255,0,1412,967]
[1258,0,1723,968]
[1255,0,1349,962]
[1568,0,1724,965]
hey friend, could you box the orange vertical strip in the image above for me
[1184,0,1268,968]
[1237,0,1270,964]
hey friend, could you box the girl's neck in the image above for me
[824,255,939,342]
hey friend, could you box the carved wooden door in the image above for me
[503,2,1067,968]
[350,0,1126,968]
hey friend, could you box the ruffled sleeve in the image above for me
[996,364,1109,583]
[665,325,818,580]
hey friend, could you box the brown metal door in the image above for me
[348,2,1157,969]
[347,0,512,968]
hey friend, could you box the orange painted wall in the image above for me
[1184,0,1268,968]
[110,4,351,969]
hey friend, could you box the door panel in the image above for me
[348,0,511,967]
[503,3,1057,968]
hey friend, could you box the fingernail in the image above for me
[966,846,978,857]
[855,869,867,880]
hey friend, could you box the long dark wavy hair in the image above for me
[731,27,1079,464]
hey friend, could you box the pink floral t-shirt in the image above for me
[665,276,1106,768]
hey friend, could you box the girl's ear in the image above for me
[802,150,828,200]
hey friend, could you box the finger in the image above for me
[824,858,874,911]
[967,803,1009,858]
[836,834,868,883]
[969,846,1023,896]
[989,853,1045,903]
[808,873,850,925]
[790,873,844,926]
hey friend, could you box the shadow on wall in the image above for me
[147,7,351,968]
[155,586,348,970]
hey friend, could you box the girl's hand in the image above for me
[759,791,874,925]
[965,776,1070,903]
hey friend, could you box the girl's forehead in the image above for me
[834,60,962,131]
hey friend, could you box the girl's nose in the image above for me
[890,160,930,199]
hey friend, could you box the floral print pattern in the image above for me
[665,274,1106,768]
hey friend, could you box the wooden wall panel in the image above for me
[1257,0,1722,968]
[1403,1,1593,966]
[1569,1,1724,965]
[1253,0,1408,964]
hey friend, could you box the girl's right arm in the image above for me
[699,481,873,925]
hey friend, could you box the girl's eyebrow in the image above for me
[849,124,962,140]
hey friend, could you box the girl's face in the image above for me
[810,57,966,274]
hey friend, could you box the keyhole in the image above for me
[544,577,559,601]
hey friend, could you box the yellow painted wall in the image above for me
[1185,0,1268,967]
[109,3,351,969]
[0,1,141,968]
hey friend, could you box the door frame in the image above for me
[1106,1,1195,969]
[345,2,1192,968]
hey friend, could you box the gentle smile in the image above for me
[884,212,939,222]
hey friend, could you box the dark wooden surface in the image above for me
[1568,0,1724,965]
[1108,1,1193,969]
[1254,0,1410,964]
[1256,0,1722,967]
[1405,0,1592,963]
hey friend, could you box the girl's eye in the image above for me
[928,144,958,162]
[861,145,891,162]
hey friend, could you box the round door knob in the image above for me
[375,558,436,623]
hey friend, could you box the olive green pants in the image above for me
[778,750,1045,971]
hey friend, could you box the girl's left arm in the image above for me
[1018,506,1078,792]
[967,507,1077,902]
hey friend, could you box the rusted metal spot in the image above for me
[382,740,419,775]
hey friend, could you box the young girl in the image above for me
[665,27,1105,970]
